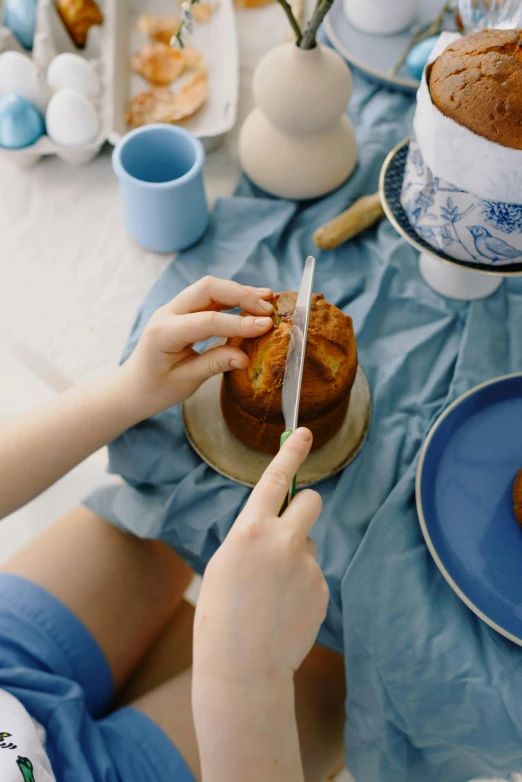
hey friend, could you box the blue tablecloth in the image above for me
[87,69,522,782]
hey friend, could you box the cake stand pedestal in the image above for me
[379,139,520,303]
[418,252,503,301]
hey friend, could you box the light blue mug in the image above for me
[112,124,209,254]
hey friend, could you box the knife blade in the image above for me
[280,255,316,507]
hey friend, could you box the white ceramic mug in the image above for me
[343,0,419,35]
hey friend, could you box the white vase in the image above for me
[239,42,357,200]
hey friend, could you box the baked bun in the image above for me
[429,29,522,150]
[221,292,358,454]
[56,0,103,48]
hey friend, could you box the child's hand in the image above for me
[121,276,274,419]
[193,428,328,686]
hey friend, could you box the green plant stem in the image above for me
[276,0,303,44]
[300,0,333,49]
[173,27,185,47]
[172,0,198,49]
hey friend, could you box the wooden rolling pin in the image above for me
[313,192,384,251]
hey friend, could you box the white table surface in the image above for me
[0,7,288,385]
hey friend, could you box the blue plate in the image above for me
[323,0,447,93]
[417,374,522,644]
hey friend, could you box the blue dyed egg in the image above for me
[405,35,440,82]
[3,0,38,50]
[0,94,44,148]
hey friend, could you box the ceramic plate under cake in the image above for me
[323,0,447,93]
[417,373,522,645]
[182,366,371,488]
[380,138,522,276]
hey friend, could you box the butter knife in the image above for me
[280,255,316,510]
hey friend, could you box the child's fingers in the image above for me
[169,277,274,317]
[187,312,273,350]
[282,489,323,538]
[206,286,274,313]
[178,346,250,385]
[245,429,314,520]
[153,312,273,353]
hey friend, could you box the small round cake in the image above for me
[429,29,522,150]
[221,292,358,454]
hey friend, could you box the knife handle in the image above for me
[279,430,297,515]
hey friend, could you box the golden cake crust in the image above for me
[429,29,522,150]
[221,384,350,454]
[221,292,358,453]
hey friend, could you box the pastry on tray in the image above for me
[235,0,274,7]
[400,28,522,267]
[55,0,103,48]
[132,43,186,87]
[132,43,206,87]
[137,14,179,45]
[192,2,213,22]
[136,4,212,46]
[125,70,208,128]
[221,292,358,454]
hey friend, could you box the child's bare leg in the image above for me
[1,505,192,693]
[122,604,346,782]
[131,669,201,780]
[119,599,195,704]
[294,645,346,781]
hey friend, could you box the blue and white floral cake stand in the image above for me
[379,139,522,301]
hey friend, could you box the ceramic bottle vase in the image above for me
[239,42,357,200]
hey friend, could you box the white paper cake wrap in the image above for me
[401,32,522,267]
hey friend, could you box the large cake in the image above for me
[221,291,358,454]
[429,29,522,150]
[400,29,522,267]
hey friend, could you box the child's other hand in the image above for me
[121,276,274,419]
[193,428,328,686]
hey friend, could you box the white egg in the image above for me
[47,53,100,98]
[0,50,47,113]
[46,88,100,147]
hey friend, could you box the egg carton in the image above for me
[0,0,238,167]
[0,0,115,166]
[109,0,239,152]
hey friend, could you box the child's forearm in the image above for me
[193,676,305,782]
[0,365,142,520]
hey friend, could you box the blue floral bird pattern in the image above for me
[400,136,522,266]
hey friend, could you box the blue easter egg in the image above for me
[0,94,44,149]
[3,0,37,50]
[406,35,440,82]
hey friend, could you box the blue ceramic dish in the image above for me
[112,124,208,254]
[417,373,522,645]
